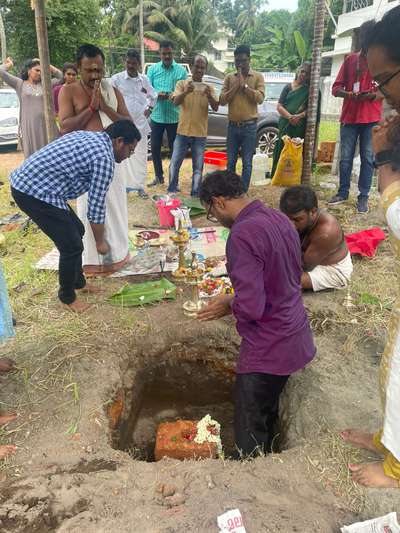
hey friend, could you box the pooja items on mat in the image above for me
[36,226,228,275]
[183,252,206,316]
[204,256,227,277]
[171,206,192,230]
[199,276,233,298]
[205,256,224,270]
[170,219,191,278]
[126,248,164,274]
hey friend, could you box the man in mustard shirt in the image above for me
[168,55,219,196]
[220,45,265,191]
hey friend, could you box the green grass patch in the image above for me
[319,121,340,144]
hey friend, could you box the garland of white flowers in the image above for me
[194,414,222,456]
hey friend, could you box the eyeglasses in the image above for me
[206,202,218,223]
[376,68,400,98]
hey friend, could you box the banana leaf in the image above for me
[179,196,206,217]
[107,278,176,307]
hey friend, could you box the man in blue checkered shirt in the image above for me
[10,120,140,313]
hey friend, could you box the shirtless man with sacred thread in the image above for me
[280,186,353,291]
[59,43,132,275]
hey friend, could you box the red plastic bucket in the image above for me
[156,198,181,227]
[204,151,228,173]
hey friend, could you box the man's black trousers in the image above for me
[234,372,290,458]
[11,188,86,305]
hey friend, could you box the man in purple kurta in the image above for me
[198,170,316,457]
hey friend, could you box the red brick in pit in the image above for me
[155,420,217,461]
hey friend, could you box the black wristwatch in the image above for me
[374,149,393,168]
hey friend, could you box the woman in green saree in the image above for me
[271,62,311,178]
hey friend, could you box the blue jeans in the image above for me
[168,134,207,196]
[227,121,257,191]
[338,123,377,200]
[150,120,178,182]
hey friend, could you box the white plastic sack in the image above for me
[341,512,400,533]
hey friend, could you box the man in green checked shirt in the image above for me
[147,41,188,187]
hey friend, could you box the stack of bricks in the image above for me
[155,420,217,461]
[317,141,336,163]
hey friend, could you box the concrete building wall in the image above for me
[321,0,399,119]
[204,33,235,73]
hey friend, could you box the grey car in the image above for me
[150,74,279,157]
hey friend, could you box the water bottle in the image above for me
[265,156,272,185]
[251,149,269,186]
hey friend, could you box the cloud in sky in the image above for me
[265,0,298,12]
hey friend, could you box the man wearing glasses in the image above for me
[198,170,316,458]
[329,21,383,213]
[220,45,265,192]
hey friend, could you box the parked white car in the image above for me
[0,88,19,147]
[263,71,295,104]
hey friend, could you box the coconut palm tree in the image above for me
[123,0,160,37]
[123,0,218,60]
[236,0,265,37]
[0,11,6,64]
[301,0,325,184]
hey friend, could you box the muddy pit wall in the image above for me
[105,320,240,454]
[103,308,381,457]
[280,333,383,449]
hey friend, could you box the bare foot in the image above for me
[76,283,103,294]
[349,462,399,488]
[0,358,15,373]
[0,414,17,426]
[0,445,16,460]
[63,299,91,313]
[340,429,378,453]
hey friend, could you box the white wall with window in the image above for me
[321,0,399,119]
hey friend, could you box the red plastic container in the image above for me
[204,151,228,173]
[156,198,181,227]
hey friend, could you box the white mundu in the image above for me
[77,79,130,274]
[308,252,353,292]
[380,193,400,465]
[111,70,157,191]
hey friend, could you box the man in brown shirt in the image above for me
[280,186,353,291]
[220,45,265,191]
[168,55,218,196]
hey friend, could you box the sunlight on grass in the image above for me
[319,121,340,144]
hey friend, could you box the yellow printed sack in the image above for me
[271,135,303,187]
